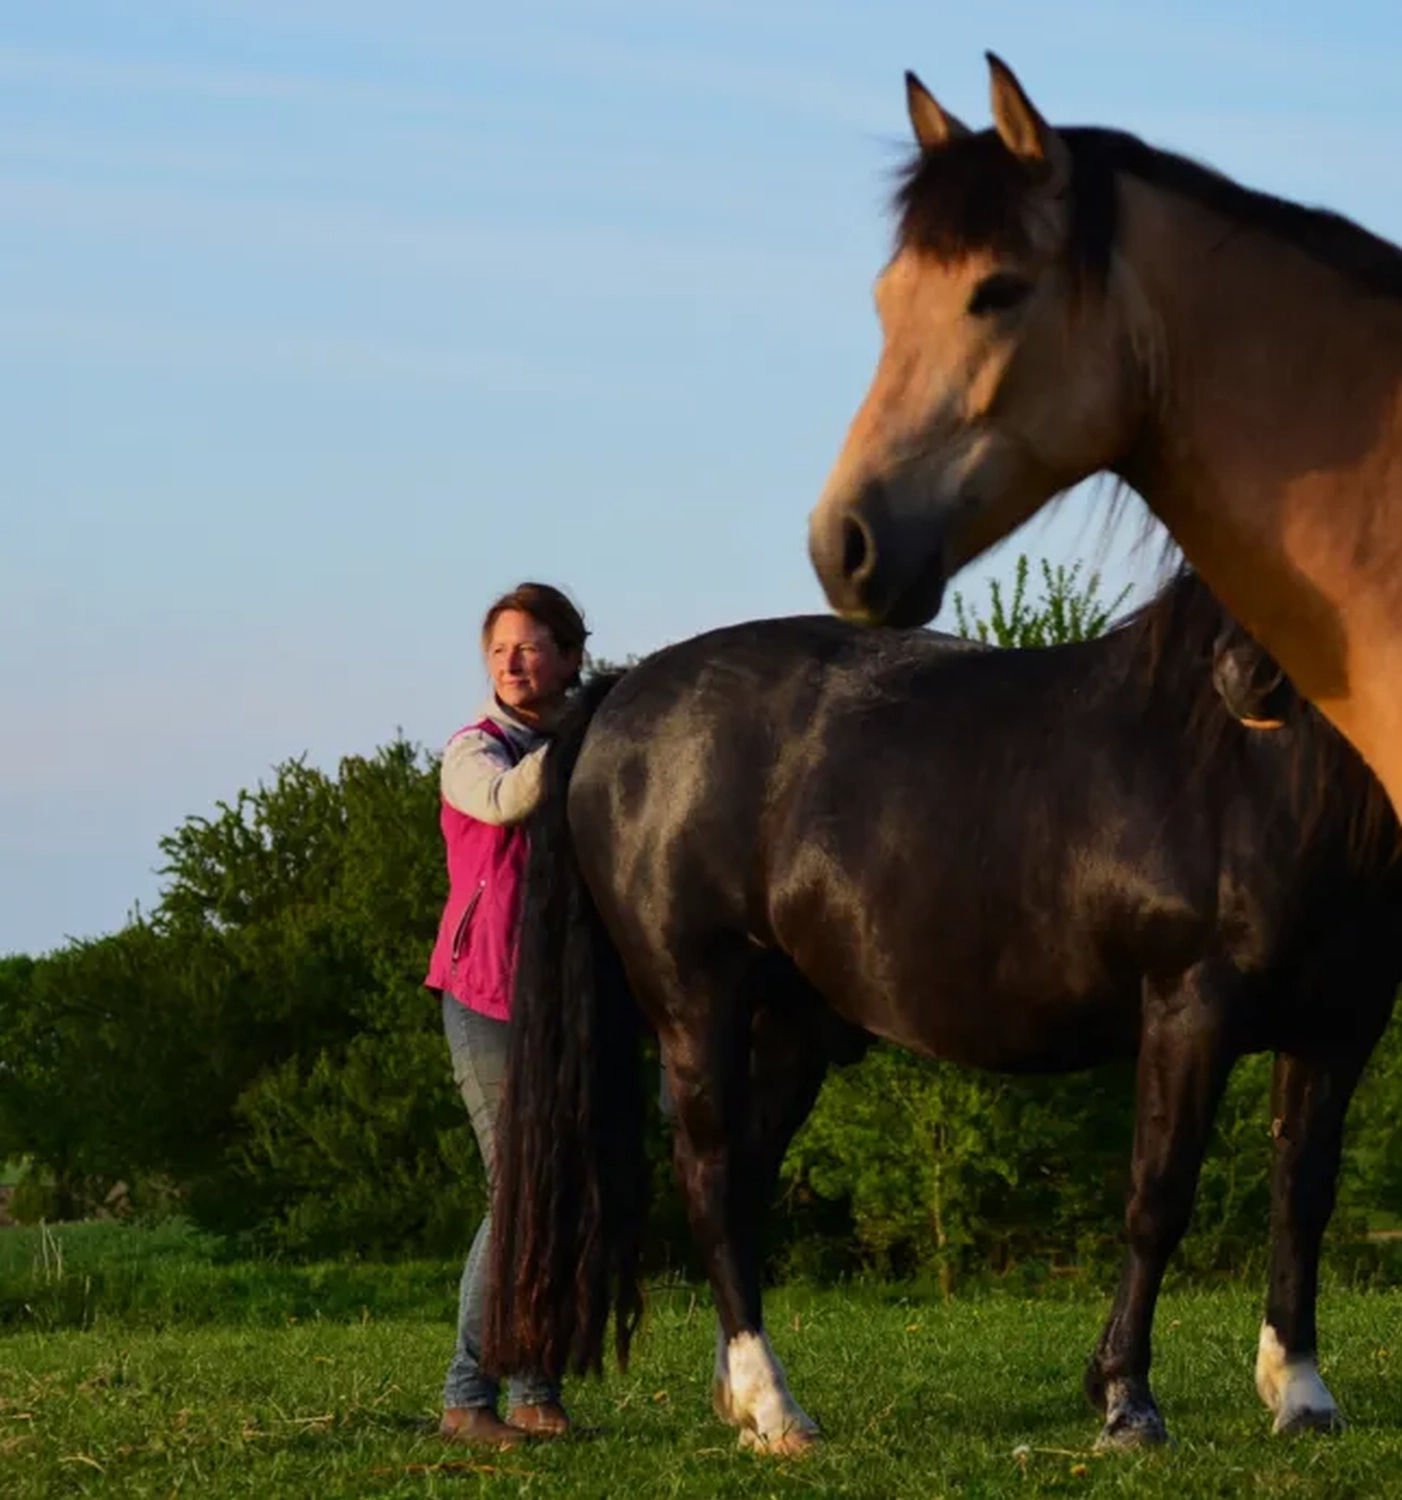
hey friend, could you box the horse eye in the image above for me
[967,272,1033,317]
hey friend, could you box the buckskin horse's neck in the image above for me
[1111,171,1402,811]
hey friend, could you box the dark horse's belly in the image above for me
[794,914,1146,1076]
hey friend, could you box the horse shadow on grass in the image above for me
[832,1385,1089,1453]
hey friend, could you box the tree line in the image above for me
[2,558,1399,1287]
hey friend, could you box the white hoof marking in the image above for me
[724,1330,818,1450]
[1255,1323,1343,1434]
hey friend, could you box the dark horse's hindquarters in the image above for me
[485,571,1400,1453]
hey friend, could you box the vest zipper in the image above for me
[449,881,486,972]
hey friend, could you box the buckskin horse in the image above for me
[482,570,1400,1453]
[807,55,1402,824]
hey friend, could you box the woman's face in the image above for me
[485,609,578,720]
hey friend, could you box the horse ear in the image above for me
[985,53,1070,196]
[905,70,970,149]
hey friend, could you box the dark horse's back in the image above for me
[568,610,1390,1074]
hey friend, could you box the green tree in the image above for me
[583,650,642,679]
[0,923,220,1219]
[151,737,476,1253]
[0,740,482,1254]
[782,1048,1138,1289]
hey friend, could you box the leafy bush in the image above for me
[952,555,1131,648]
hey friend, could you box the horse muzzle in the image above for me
[807,477,950,628]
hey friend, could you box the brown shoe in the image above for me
[439,1406,525,1449]
[507,1401,571,1438]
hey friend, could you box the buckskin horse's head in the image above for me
[809,55,1151,627]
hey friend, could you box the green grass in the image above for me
[0,1219,463,1333]
[2,1224,1400,1497]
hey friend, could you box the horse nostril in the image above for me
[841,515,874,584]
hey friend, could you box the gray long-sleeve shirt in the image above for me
[439,695,551,827]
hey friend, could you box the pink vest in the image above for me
[424,720,529,1021]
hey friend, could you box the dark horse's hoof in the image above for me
[737,1423,821,1457]
[1094,1381,1170,1450]
[1256,1328,1345,1436]
[1274,1405,1346,1437]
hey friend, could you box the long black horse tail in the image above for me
[482,670,648,1383]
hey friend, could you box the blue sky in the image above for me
[6,1,1402,955]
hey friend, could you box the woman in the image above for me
[424,580,588,1448]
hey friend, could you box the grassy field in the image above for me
[2,1222,1400,1498]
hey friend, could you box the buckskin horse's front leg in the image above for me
[1086,965,1236,1448]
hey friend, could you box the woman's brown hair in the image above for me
[481,582,589,682]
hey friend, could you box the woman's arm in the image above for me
[440,727,548,825]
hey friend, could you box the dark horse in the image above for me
[484,570,1399,1453]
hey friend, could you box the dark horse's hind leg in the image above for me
[663,952,838,1453]
[709,992,866,1441]
[1254,1047,1370,1435]
[1086,964,1236,1449]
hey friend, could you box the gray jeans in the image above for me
[441,993,558,1412]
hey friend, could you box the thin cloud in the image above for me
[0,305,588,388]
[1,116,882,240]
[0,40,491,124]
[0,173,867,308]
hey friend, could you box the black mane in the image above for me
[896,127,1402,302]
[1117,568,1394,862]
